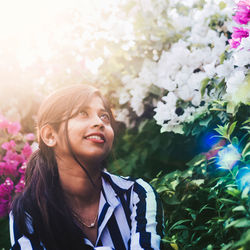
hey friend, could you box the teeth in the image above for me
[86,135,103,140]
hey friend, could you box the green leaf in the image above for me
[171,225,189,230]
[226,187,241,197]
[156,186,172,193]
[185,208,196,220]
[220,52,226,64]
[242,142,250,158]
[199,115,213,127]
[227,121,237,138]
[201,78,210,97]
[241,126,250,131]
[193,226,207,231]
[148,85,161,96]
[206,244,213,250]
[232,137,239,147]
[138,120,149,133]
[186,154,206,167]
[169,219,192,231]
[232,205,246,212]
[219,198,237,204]
[226,101,236,114]
[214,123,229,138]
[230,229,250,248]
[219,1,226,10]
[225,218,250,229]
[221,242,233,250]
[191,179,205,186]
[199,204,215,214]
[242,186,250,199]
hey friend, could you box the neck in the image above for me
[57,158,102,209]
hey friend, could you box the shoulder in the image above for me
[102,171,157,196]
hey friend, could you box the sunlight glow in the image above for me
[236,167,250,192]
[217,145,241,170]
[0,0,117,71]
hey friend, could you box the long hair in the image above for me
[11,84,116,250]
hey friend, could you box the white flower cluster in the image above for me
[4,0,248,134]
[111,0,249,133]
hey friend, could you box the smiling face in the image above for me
[54,94,114,166]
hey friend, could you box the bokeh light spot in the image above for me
[217,145,241,170]
[236,167,250,192]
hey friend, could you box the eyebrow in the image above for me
[79,105,108,113]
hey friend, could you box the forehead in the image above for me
[86,95,106,109]
[76,94,106,111]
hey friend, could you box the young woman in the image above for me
[10,84,164,250]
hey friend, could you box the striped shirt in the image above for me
[9,171,164,249]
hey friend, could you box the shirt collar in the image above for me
[84,171,134,248]
[101,171,134,195]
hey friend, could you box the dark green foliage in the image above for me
[108,119,198,180]
[108,104,250,249]
[0,217,11,249]
[150,118,250,249]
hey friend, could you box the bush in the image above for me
[0,114,36,249]
[149,107,250,249]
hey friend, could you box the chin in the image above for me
[78,151,108,164]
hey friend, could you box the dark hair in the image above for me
[11,84,116,250]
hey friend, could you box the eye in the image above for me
[100,113,110,122]
[79,110,88,117]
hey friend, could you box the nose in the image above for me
[91,114,104,129]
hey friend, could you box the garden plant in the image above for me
[0,0,249,249]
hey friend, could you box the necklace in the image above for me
[73,211,98,228]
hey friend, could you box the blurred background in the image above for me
[0,0,249,249]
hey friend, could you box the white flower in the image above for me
[162,92,178,108]
[176,85,193,101]
[139,59,157,85]
[215,58,234,79]
[203,61,216,78]
[156,77,177,91]
[239,37,250,51]
[226,70,246,95]
[233,49,250,67]
[119,91,130,105]
[115,108,131,128]
[188,72,207,90]
[191,91,202,106]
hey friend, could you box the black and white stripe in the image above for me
[10,171,164,249]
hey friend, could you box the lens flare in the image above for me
[201,132,221,151]
[236,167,250,192]
[217,145,241,170]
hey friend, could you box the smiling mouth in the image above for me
[85,135,105,143]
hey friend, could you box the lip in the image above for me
[84,132,106,144]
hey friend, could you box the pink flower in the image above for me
[18,163,27,175]
[232,27,249,39]
[3,151,24,169]
[21,143,33,159]
[1,140,16,151]
[233,0,250,25]
[229,38,241,48]
[0,161,18,176]
[15,176,25,193]
[7,121,21,135]
[25,133,35,141]
[0,115,9,129]
[0,177,14,218]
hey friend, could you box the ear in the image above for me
[40,124,57,147]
